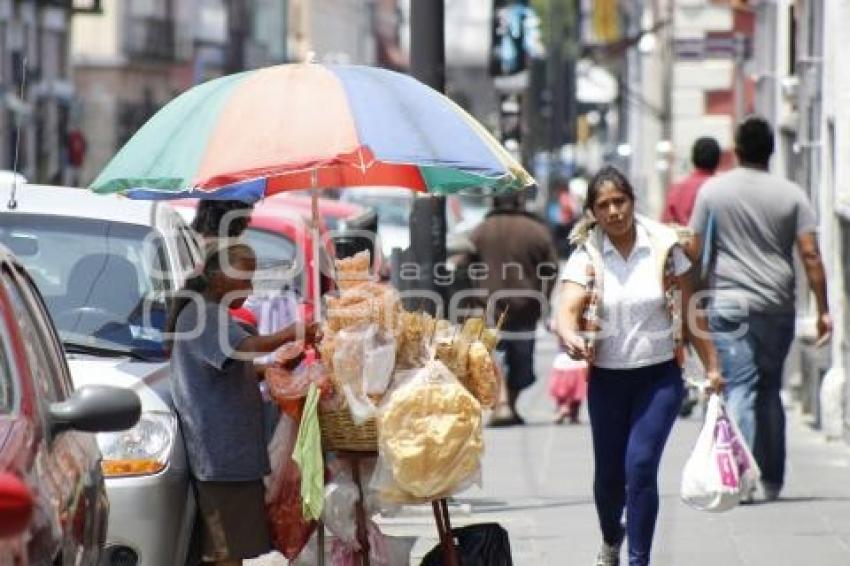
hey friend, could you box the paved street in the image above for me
[253,330,850,565]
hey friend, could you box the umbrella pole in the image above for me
[311,177,322,323]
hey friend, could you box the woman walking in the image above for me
[167,242,318,565]
[556,166,723,566]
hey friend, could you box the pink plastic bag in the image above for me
[547,353,587,404]
[680,394,760,512]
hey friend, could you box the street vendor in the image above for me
[166,242,319,565]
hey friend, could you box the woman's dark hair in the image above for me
[191,199,254,238]
[692,137,721,172]
[734,116,774,166]
[585,165,636,211]
[164,243,255,350]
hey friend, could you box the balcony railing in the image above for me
[125,16,175,61]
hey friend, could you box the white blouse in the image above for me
[561,224,690,369]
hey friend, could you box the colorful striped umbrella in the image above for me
[90,64,533,201]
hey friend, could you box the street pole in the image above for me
[409,0,447,314]
[548,0,565,187]
[411,0,445,93]
[660,0,675,191]
[226,0,248,73]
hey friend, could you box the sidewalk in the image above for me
[253,331,850,565]
[385,332,850,565]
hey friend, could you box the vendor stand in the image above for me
[264,251,503,564]
[88,62,529,566]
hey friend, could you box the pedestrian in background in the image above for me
[471,189,559,427]
[661,136,720,226]
[557,166,723,566]
[548,176,581,258]
[166,242,319,565]
[689,116,832,503]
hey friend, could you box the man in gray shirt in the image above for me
[689,117,831,502]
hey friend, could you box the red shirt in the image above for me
[662,170,713,226]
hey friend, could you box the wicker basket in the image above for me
[319,406,378,452]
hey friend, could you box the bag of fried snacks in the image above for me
[370,361,483,503]
[332,324,397,423]
[397,310,436,369]
[335,250,372,290]
[466,341,499,409]
[325,293,372,332]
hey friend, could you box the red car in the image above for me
[0,244,140,564]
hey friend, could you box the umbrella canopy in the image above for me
[91,64,533,202]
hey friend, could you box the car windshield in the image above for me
[0,214,170,361]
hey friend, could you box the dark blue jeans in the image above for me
[708,310,795,489]
[588,360,684,566]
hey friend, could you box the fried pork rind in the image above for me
[480,328,500,352]
[335,250,372,290]
[325,284,401,335]
[326,294,372,331]
[397,311,436,369]
[466,341,498,408]
[373,361,483,502]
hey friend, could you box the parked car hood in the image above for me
[66,357,173,414]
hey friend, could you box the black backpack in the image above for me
[420,523,513,566]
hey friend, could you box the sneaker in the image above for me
[595,540,622,566]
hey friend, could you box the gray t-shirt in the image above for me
[689,167,817,313]
[170,299,270,481]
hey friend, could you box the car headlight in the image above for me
[98,411,175,478]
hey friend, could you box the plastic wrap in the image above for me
[331,521,414,566]
[266,362,312,402]
[332,324,396,424]
[322,470,360,546]
[265,413,317,559]
[371,361,483,503]
[266,350,333,411]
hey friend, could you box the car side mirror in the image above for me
[0,472,33,538]
[49,385,141,436]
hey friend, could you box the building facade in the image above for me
[0,0,77,184]
[72,0,288,186]
[751,0,849,441]
[627,0,756,217]
[287,0,377,65]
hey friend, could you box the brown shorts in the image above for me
[195,480,271,561]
